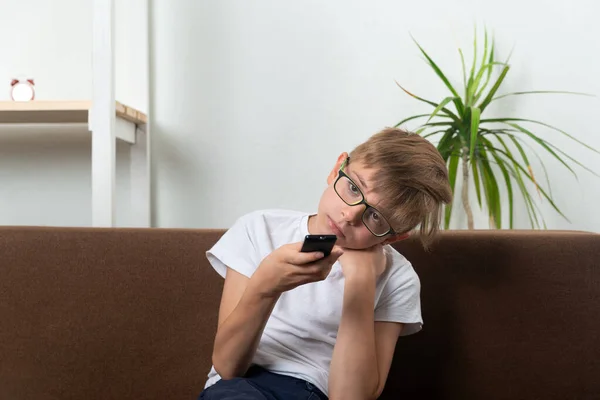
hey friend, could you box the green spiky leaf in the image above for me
[394,27,599,230]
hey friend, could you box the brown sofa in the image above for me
[1,226,599,400]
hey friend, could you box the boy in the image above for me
[199,127,453,400]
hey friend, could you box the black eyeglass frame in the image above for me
[333,157,397,237]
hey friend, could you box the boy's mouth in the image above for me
[327,216,345,238]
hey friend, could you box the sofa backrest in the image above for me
[1,227,598,400]
[388,229,599,399]
[1,227,224,400]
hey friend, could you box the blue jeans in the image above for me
[198,365,328,400]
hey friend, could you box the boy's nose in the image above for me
[341,204,364,225]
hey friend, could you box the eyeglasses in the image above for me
[333,157,396,237]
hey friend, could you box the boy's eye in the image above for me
[366,209,384,227]
[338,176,362,201]
[369,211,381,223]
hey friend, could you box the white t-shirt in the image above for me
[203,209,423,396]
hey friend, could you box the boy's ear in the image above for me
[381,232,410,245]
[327,152,349,185]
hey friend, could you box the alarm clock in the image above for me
[10,78,35,101]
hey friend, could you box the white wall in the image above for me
[1,0,598,231]
[0,127,133,226]
[149,0,600,232]
[0,0,147,227]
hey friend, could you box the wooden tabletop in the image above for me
[0,100,147,125]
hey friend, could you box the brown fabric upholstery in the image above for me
[0,227,598,400]
[387,230,600,399]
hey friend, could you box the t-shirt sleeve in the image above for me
[206,213,262,279]
[374,251,423,336]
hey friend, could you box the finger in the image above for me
[298,264,323,275]
[331,245,344,253]
[327,247,344,260]
[284,242,343,265]
[292,248,341,267]
[299,264,333,281]
[313,248,343,266]
[301,248,343,268]
[285,249,324,265]
[288,241,304,251]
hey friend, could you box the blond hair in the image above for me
[349,127,453,248]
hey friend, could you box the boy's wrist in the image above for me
[343,269,377,293]
[343,265,378,284]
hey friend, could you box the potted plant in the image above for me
[395,28,598,229]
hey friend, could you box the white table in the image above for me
[0,100,150,227]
